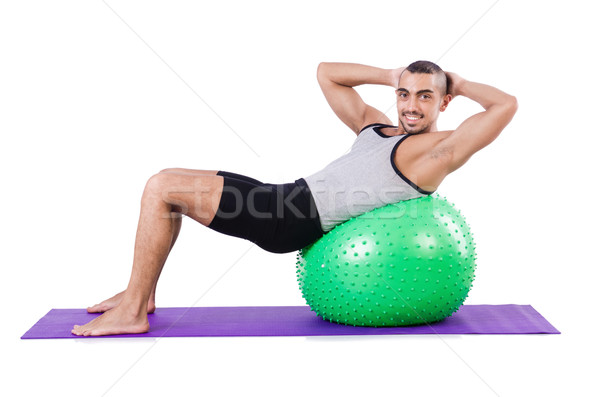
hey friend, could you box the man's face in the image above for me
[396,71,449,134]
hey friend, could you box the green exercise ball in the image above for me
[296,195,477,327]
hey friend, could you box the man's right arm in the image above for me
[317,62,401,135]
[438,73,518,173]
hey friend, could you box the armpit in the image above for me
[429,145,453,160]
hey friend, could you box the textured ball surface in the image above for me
[296,195,477,327]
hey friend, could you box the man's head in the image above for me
[396,60,451,134]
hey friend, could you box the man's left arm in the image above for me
[439,73,518,173]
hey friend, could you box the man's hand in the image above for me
[445,71,466,98]
[389,67,406,89]
[317,62,396,134]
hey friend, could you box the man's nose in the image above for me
[407,96,419,112]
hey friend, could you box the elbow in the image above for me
[507,95,518,115]
[317,62,330,82]
[317,62,339,84]
[499,95,518,119]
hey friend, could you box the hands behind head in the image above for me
[445,72,465,97]
[390,67,406,88]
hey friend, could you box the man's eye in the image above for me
[420,95,431,100]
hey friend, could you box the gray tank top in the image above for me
[303,123,434,232]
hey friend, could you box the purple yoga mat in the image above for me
[21,304,559,339]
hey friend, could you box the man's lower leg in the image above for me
[72,180,179,336]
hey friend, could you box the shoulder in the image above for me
[355,110,395,135]
[393,131,455,192]
[359,123,390,133]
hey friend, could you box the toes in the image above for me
[71,325,84,336]
[73,327,92,337]
[89,303,106,312]
[87,300,116,313]
[72,317,99,336]
[87,304,106,313]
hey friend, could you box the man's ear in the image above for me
[440,94,452,112]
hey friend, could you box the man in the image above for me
[72,61,517,336]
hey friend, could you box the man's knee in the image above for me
[145,169,189,197]
[143,172,189,213]
[144,173,171,197]
[143,172,223,217]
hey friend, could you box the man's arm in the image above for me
[438,73,518,172]
[317,62,402,135]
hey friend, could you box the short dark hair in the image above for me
[406,60,443,74]
[404,60,447,95]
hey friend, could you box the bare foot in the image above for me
[87,291,156,314]
[72,305,150,336]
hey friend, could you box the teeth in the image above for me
[406,115,420,120]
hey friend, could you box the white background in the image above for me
[1,0,599,396]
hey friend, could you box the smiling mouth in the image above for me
[403,113,423,123]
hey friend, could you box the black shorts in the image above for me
[207,171,324,253]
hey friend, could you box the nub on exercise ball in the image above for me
[296,195,477,327]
